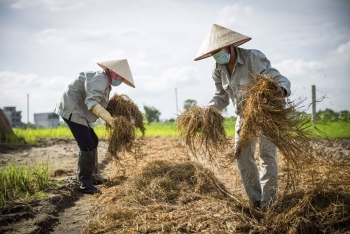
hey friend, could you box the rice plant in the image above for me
[0,163,51,209]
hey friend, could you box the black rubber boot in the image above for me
[78,151,99,194]
[92,148,108,185]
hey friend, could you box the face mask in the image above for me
[213,49,230,64]
[111,78,123,86]
[108,69,123,86]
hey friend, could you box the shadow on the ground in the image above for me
[0,179,83,234]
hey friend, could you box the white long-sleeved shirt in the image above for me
[208,46,291,115]
[54,71,112,126]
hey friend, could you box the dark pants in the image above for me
[63,117,98,151]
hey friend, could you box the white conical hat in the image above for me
[194,24,252,61]
[97,59,135,88]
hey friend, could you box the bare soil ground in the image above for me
[0,137,350,234]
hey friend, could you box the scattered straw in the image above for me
[84,150,350,233]
[106,94,145,160]
[176,106,231,161]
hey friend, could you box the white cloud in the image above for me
[275,59,322,78]
[141,66,201,91]
[31,28,143,46]
[10,0,89,11]
[336,40,350,54]
[0,71,71,121]
[217,4,253,27]
[327,40,350,67]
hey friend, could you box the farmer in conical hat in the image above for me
[194,24,291,210]
[54,59,135,194]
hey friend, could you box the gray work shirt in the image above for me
[54,71,112,126]
[208,46,291,115]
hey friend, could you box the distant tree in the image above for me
[183,99,197,111]
[20,122,36,129]
[143,105,161,124]
[317,108,339,120]
[339,110,349,121]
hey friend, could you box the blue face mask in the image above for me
[111,78,123,86]
[213,49,230,64]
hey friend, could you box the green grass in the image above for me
[311,120,350,139]
[143,122,178,137]
[11,125,110,145]
[9,119,350,145]
[0,163,51,209]
[144,118,237,137]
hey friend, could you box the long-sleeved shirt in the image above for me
[54,71,111,126]
[208,46,291,115]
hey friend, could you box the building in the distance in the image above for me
[3,106,22,127]
[34,112,60,128]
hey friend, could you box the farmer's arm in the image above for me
[84,72,114,127]
[253,50,291,97]
[84,72,109,110]
[207,64,230,110]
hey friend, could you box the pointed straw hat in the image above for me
[97,59,135,88]
[194,24,252,61]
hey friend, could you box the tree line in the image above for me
[143,100,350,124]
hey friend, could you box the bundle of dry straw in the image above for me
[176,106,231,161]
[106,94,145,160]
[236,73,316,177]
[0,109,14,141]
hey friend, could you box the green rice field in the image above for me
[9,119,350,145]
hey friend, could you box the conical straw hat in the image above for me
[194,24,252,61]
[97,59,135,88]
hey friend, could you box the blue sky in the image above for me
[0,0,349,122]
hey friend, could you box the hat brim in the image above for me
[194,37,251,61]
[194,24,252,61]
[97,59,135,88]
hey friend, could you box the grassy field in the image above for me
[8,119,350,145]
[310,120,350,139]
[0,163,51,209]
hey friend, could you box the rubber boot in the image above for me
[92,148,108,185]
[78,151,99,194]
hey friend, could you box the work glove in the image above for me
[91,104,115,128]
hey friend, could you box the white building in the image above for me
[3,106,22,127]
[34,112,60,128]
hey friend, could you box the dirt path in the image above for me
[0,139,113,234]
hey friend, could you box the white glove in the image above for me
[91,104,114,128]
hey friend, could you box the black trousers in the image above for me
[63,117,98,151]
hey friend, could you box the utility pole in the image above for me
[175,88,178,116]
[27,94,29,125]
[312,85,316,122]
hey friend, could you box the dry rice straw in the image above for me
[106,94,145,160]
[176,106,231,161]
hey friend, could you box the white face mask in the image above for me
[213,49,231,64]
